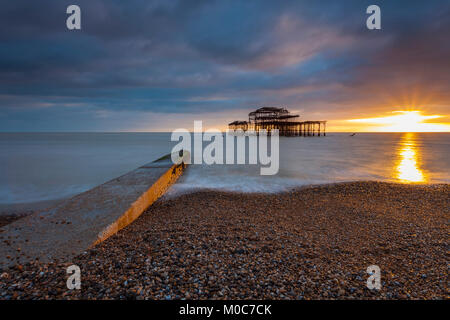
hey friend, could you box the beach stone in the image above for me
[0,182,448,300]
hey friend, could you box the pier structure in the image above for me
[228,120,248,131]
[229,107,326,136]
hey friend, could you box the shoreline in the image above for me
[0,181,448,299]
[0,198,66,228]
[1,180,447,227]
[0,198,66,216]
[156,179,450,201]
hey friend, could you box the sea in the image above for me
[0,132,448,206]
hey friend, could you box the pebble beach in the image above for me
[0,181,448,300]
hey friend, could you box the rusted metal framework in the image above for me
[229,107,326,136]
[228,120,248,131]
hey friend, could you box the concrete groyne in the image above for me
[0,152,188,268]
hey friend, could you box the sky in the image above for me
[0,0,449,132]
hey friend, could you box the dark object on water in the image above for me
[350,133,356,136]
[229,106,327,137]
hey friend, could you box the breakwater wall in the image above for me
[0,152,188,268]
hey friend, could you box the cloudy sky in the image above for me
[0,0,449,131]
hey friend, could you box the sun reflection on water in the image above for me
[395,133,427,183]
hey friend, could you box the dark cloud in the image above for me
[0,0,448,130]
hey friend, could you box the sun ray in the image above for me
[347,110,450,132]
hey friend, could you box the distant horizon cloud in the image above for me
[0,0,449,132]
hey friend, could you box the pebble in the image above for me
[0,182,448,300]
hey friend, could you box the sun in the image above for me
[347,110,449,132]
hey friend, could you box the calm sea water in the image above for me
[0,132,448,204]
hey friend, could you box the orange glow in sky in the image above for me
[346,111,450,132]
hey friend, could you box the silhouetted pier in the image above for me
[229,107,326,136]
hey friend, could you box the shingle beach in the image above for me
[0,182,448,300]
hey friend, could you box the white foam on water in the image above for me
[0,132,449,204]
[166,132,449,196]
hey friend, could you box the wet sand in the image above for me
[0,182,448,300]
[0,199,65,228]
[0,215,28,229]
